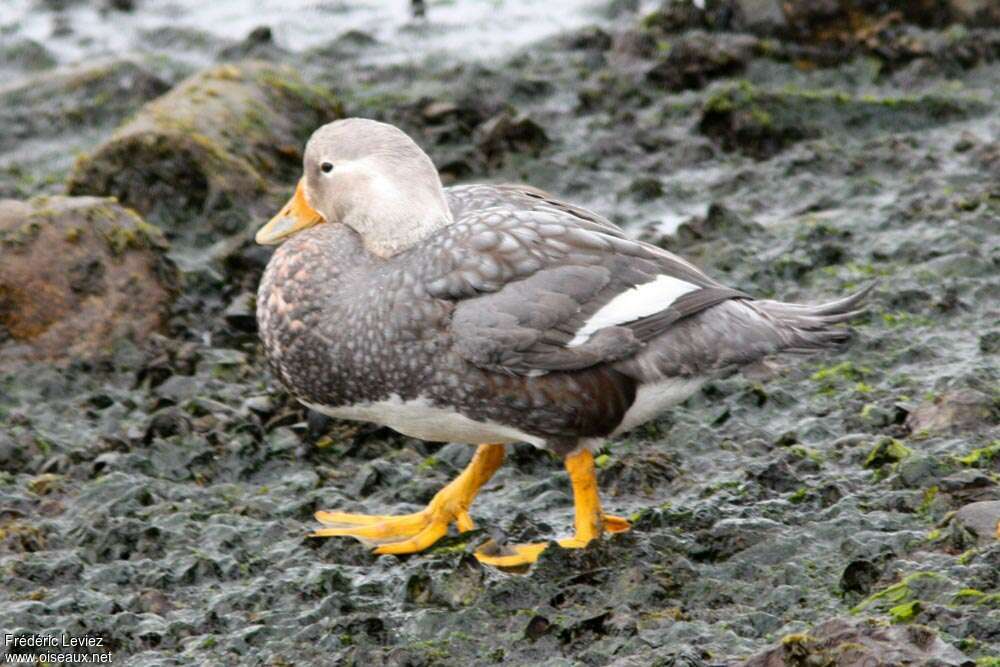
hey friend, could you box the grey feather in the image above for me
[413,189,740,375]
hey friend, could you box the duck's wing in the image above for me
[406,205,747,376]
[445,184,629,239]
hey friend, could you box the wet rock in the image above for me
[218,25,286,62]
[950,0,1000,25]
[67,62,342,233]
[954,501,1000,546]
[745,617,974,666]
[144,407,192,442]
[777,0,1000,43]
[642,0,786,36]
[620,177,664,202]
[699,81,987,159]
[864,438,911,470]
[476,110,550,165]
[750,458,800,493]
[673,202,764,246]
[0,521,47,553]
[728,0,787,35]
[904,389,998,435]
[644,31,756,92]
[421,100,460,123]
[0,196,178,363]
[689,517,781,562]
[839,558,885,597]
[980,331,1000,355]
[0,59,168,154]
[611,28,660,59]
[599,449,679,496]
[558,25,613,52]
[304,30,380,63]
[640,0,708,34]
[223,291,257,334]
[0,38,57,76]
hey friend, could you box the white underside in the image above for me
[611,377,706,436]
[303,377,705,448]
[567,274,700,347]
[303,396,547,447]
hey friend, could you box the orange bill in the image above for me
[255,179,325,245]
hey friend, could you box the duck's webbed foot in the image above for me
[313,443,505,555]
[474,449,630,568]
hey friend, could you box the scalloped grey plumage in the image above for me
[258,183,871,455]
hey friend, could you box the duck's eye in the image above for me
[320,162,334,174]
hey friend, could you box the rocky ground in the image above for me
[1,0,998,665]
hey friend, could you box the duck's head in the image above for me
[255,118,452,257]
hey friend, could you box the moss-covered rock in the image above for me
[0,59,168,154]
[0,37,57,77]
[67,62,342,231]
[699,81,989,158]
[0,196,178,363]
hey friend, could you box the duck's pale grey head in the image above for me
[255,118,453,257]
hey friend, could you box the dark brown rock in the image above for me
[0,196,178,363]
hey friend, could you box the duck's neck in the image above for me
[346,175,454,258]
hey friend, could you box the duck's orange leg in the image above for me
[474,448,630,568]
[313,443,505,555]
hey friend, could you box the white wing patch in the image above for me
[567,274,700,347]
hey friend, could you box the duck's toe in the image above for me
[474,540,550,568]
[312,510,432,546]
[603,514,631,533]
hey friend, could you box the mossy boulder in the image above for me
[67,62,342,232]
[699,81,989,158]
[0,37,57,77]
[0,196,178,363]
[0,59,168,154]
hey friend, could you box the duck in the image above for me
[255,117,870,568]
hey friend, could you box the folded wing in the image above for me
[404,189,746,376]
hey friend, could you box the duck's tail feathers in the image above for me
[752,281,875,354]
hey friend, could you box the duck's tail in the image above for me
[751,282,875,354]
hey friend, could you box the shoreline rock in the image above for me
[0,196,178,363]
[67,62,342,234]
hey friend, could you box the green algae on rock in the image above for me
[0,59,169,155]
[0,196,178,363]
[699,80,991,158]
[67,62,343,232]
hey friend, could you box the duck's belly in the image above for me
[303,395,547,447]
[610,377,706,436]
